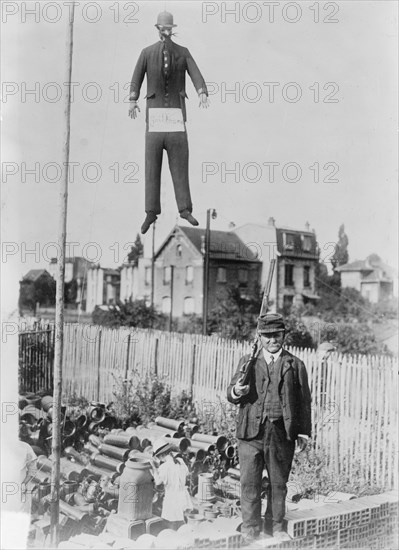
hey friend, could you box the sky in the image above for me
[2,0,398,309]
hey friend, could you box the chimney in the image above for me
[268,217,275,227]
[228,221,236,230]
[305,221,310,231]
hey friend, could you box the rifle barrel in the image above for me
[260,259,276,316]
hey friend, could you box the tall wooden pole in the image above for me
[151,221,156,310]
[202,209,211,335]
[50,2,75,545]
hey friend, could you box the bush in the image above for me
[92,299,167,330]
[290,446,385,498]
[110,371,198,427]
[284,314,315,349]
[319,321,392,356]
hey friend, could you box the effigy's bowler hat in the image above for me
[257,313,285,334]
[156,11,177,28]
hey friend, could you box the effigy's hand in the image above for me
[198,93,210,109]
[128,101,140,119]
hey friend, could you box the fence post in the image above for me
[124,333,131,380]
[154,337,159,376]
[97,327,102,401]
[190,344,196,396]
[334,358,341,475]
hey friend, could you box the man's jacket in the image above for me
[227,349,312,441]
[130,41,207,122]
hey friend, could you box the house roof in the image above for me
[335,260,373,273]
[155,226,261,263]
[180,226,260,262]
[22,269,53,282]
[337,259,397,283]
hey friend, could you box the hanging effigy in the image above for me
[128,11,209,234]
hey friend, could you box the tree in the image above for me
[127,234,144,267]
[64,279,78,305]
[19,274,56,314]
[207,283,262,341]
[331,224,349,270]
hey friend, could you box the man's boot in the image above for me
[141,212,157,234]
[180,209,199,226]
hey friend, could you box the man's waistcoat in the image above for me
[261,358,283,423]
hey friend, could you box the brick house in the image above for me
[153,225,262,318]
[233,219,320,311]
[275,225,320,310]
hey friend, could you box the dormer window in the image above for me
[284,233,295,251]
[302,235,312,252]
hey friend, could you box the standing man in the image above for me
[128,11,209,234]
[227,313,311,543]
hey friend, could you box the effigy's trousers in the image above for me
[145,131,192,215]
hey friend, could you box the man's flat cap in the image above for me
[257,313,285,334]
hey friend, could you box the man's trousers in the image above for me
[145,131,192,215]
[238,419,295,535]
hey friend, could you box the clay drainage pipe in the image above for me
[155,416,185,432]
[103,433,141,449]
[98,444,130,462]
[192,433,228,452]
[91,452,125,474]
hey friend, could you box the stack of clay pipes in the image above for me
[19,395,118,456]
[121,416,237,464]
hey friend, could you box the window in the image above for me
[217,267,227,283]
[145,266,151,286]
[238,269,248,284]
[284,233,295,251]
[302,235,312,252]
[176,244,182,258]
[304,266,310,287]
[162,296,171,314]
[185,266,194,284]
[183,297,195,315]
[285,264,294,287]
[163,266,171,284]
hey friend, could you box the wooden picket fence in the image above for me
[19,322,398,489]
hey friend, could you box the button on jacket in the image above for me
[130,40,208,122]
[227,349,312,441]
